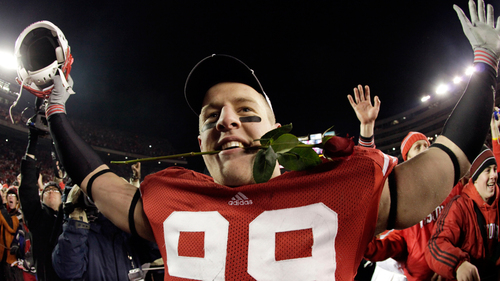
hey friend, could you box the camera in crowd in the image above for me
[62,185,98,220]
[24,98,50,135]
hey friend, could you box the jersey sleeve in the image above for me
[425,196,469,279]
[353,147,399,253]
[364,229,408,262]
[354,147,398,177]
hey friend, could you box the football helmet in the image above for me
[14,20,74,98]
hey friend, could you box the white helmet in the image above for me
[14,20,74,98]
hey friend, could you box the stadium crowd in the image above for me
[0,101,181,187]
[0,103,173,280]
[0,113,167,280]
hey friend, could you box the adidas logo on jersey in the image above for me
[228,192,253,206]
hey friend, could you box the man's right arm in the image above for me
[46,77,154,241]
[80,165,154,240]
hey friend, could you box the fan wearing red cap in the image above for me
[364,130,467,281]
[400,132,430,161]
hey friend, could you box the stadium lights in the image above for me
[435,84,449,95]
[465,66,476,76]
[0,51,17,70]
[414,65,475,112]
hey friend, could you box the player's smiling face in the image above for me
[198,82,281,186]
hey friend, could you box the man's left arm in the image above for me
[376,0,499,232]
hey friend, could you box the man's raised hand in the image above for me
[45,75,74,118]
[454,0,500,70]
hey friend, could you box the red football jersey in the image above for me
[140,146,397,280]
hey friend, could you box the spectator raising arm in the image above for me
[19,126,64,281]
[348,84,381,147]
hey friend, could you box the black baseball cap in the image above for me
[184,54,273,115]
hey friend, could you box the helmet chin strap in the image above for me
[14,63,75,98]
[57,68,75,95]
[16,77,55,99]
[9,79,23,124]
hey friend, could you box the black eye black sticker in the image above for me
[240,116,261,123]
[201,116,261,132]
[201,122,216,132]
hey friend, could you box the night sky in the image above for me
[0,0,481,155]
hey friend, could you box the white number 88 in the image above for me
[164,203,338,280]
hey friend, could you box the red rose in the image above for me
[323,136,354,159]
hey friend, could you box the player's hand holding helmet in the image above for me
[45,75,74,118]
[14,20,75,99]
[454,0,500,72]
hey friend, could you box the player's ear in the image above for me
[198,135,202,149]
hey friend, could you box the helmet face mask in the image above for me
[14,20,74,98]
[21,27,59,72]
